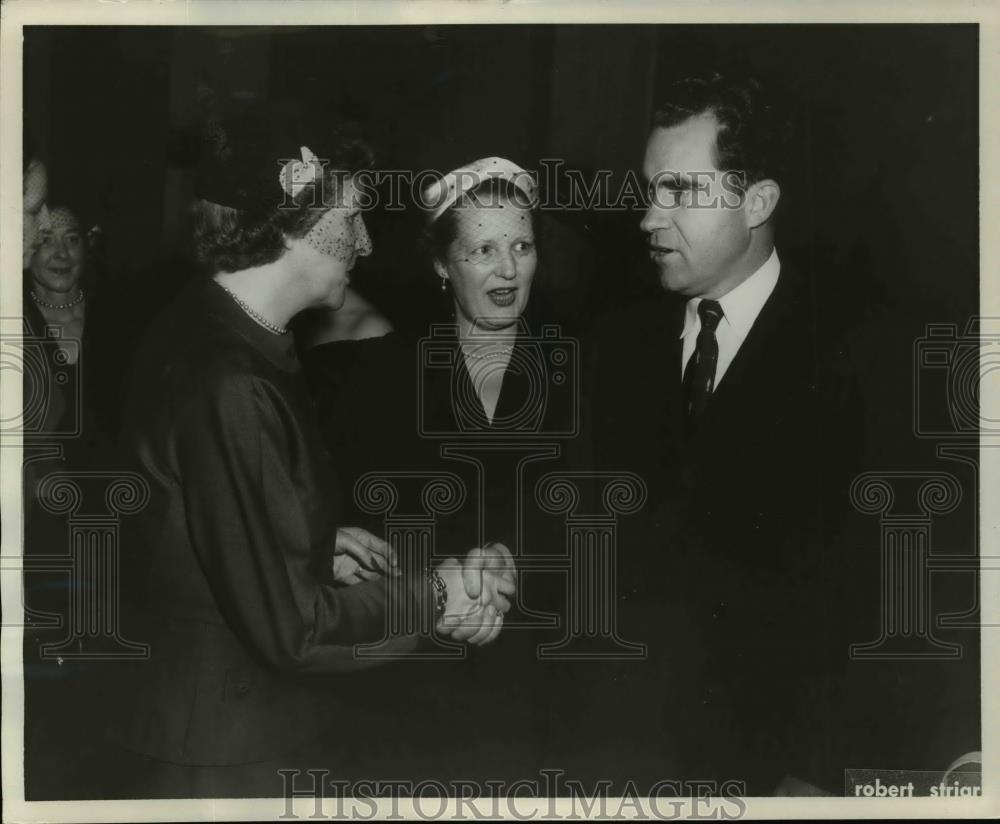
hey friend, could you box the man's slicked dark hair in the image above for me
[651,72,794,189]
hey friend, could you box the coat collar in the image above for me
[204,279,300,373]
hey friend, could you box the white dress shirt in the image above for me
[680,249,781,385]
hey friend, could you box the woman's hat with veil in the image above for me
[195,110,372,215]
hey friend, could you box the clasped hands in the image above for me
[333,527,516,647]
[434,543,516,646]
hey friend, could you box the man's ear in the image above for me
[745,178,781,229]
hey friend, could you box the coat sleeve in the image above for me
[174,369,431,673]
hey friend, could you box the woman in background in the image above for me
[297,285,394,348]
[25,205,88,361]
[296,285,398,444]
[23,204,87,485]
[23,201,134,468]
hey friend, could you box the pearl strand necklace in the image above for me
[218,283,288,336]
[31,289,85,310]
[462,345,514,360]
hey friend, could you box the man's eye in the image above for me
[654,188,683,207]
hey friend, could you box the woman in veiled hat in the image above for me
[302,156,570,783]
[305,156,565,465]
[110,120,514,798]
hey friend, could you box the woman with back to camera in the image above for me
[110,117,515,798]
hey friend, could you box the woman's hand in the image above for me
[331,526,399,585]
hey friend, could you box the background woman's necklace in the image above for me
[31,288,85,310]
[32,295,85,365]
[462,344,515,360]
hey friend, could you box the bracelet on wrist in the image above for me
[428,566,448,621]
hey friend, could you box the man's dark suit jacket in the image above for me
[558,264,865,794]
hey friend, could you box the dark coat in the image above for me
[557,265,866,793]
[112,279,429,770]
[301,322,576,781]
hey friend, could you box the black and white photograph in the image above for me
[1,0,996,819]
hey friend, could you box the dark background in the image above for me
[25,24,978,332]
[23,23,982,783]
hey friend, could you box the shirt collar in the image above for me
[680,248,781,341]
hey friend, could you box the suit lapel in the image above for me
[685,270,808,444]
[492,334,532,429]
[653,298,686,459]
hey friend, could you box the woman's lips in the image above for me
[487,287,517,307]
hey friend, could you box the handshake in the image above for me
[332,527,517,647]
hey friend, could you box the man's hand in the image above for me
[435,543,517,645]
[462,542,516,607]
[331,526,398,585]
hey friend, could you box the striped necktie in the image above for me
[683,299,724,433]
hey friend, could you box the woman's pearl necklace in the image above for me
[462,345,514,360]
[31,289,85,310]
[218,283,288,336]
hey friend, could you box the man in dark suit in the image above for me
[567,73,864,795]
